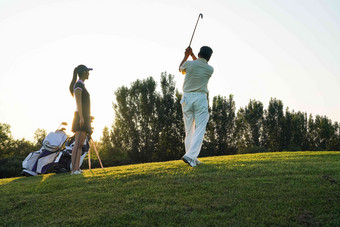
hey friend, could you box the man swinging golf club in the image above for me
[179,45,214,167]
[178,13,214,167]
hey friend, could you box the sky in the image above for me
[0,0,340,141]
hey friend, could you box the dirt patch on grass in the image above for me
[297,210,320,226]
[322,175,338,184]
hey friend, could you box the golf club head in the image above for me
[199,13,203,19]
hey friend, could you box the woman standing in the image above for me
[69,65,93,175]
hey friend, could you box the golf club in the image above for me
[188,13,203,47]
[57,122,68,131]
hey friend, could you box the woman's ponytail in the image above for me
[69,67,78,96]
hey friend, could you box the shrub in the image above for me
[0,156,24,179]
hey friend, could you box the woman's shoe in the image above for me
[71,170,82,175]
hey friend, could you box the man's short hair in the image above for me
[198,46,213,61]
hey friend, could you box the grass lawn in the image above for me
[1,151,339,226]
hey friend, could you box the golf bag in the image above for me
[52,135,90,173]
[22,130,90,177]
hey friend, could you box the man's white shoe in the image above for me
[195,159,202,165]
[182,155,197,167]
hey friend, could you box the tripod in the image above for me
[88,139,104,170]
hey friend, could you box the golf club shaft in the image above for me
[189,13,203,47]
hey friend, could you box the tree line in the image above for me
[0,125,46,159]
[1,72,340,177]
[99,72,340,165]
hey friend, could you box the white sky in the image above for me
[0,0,340,141]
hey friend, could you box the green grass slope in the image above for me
[1,151,339,226]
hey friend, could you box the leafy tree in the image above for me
[157,73,185,160]
[0,123,39,178]
[283,109,308,151]
[205,95,236,155]
[113,77,158,162]
[112,73,184,163]
[33,128,47,150]
[283,108,293,150]
[290,111,308,151]
[112,85,136,160]
[307,114,317,150]
[314,115,334,150]
[0,123,12,158]
[244,100,264,147]
[0,123,16,158]
[264,98,285,152]
[99,126,114,162]
[328,121,340,150]
[235,107,251,154]
[12,139,35,157]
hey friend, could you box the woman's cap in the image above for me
[77,64,93,72]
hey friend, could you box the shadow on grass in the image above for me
[0,169,93,189]
[88,167,108,177]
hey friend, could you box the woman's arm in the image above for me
[74,89,84,127]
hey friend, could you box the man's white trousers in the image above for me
[181,92,209,160]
